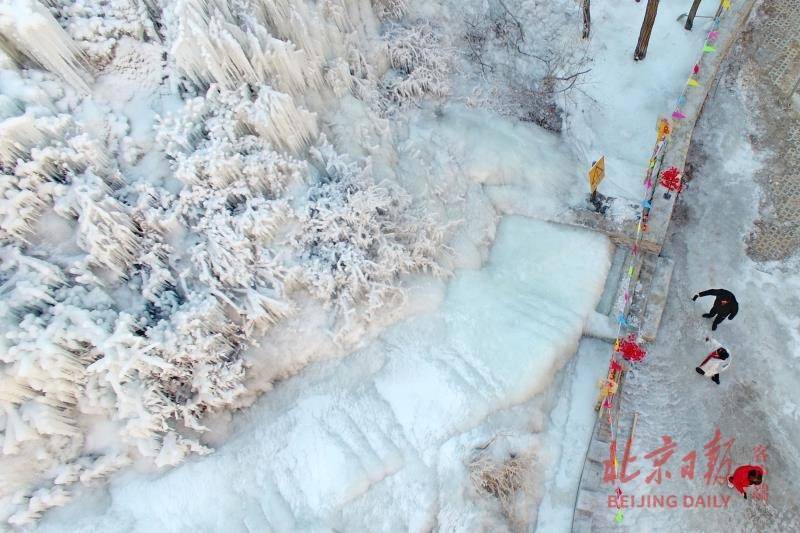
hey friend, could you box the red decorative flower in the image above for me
[659,166,683,192]
[617,335,647,362]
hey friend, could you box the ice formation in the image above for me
[0,0,92,91]
[0,0,451,525]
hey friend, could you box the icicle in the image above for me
[7,487,71,526]
[78,454,132,484]
[2,404,39,454]
[324,58,354,97]
[0,113,46,165]
[20,401,80,436]
[244,86,318,152]
[0,0,91,92]
[0,378,36,404]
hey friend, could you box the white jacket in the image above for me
[700,338,731,376]
[700,354,731,376]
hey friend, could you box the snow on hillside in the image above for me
[0,0,711,528]
[564,0,706,200]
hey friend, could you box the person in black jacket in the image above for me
[692,289,738,331]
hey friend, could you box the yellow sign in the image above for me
[657,117,671,141]
[588,156,606,193]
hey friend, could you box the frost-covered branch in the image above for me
[384,23,452,104]
[290,138,447,332]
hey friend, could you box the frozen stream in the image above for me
[39,216,612,531]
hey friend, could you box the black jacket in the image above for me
[698,289,738,318]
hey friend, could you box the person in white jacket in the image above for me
[695,338,731,385]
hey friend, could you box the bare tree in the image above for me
[685,0,703,30]
[582,0,591,39]
[634,0,660,61]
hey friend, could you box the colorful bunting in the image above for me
[603,8,731,521]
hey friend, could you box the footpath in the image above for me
[606,0,800,530]
[564,1,760,531]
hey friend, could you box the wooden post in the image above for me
[624,412,640,461]
[582,0,591,39]
[685,0,703,30]
[629,412,639,443]
[634,0,660,61]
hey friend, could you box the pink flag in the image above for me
[693,64,700,74]
[672,110,687,119]
[708,30,719,41]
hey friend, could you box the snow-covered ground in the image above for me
[535,338,610,532]
[606,7,800,529]
[564,0,707,199]
[0,0,727,529]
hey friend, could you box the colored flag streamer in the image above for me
[601,7,735,519]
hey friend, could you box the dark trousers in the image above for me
[704,304,733,330]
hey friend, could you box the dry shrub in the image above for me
[468,451,533,527]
